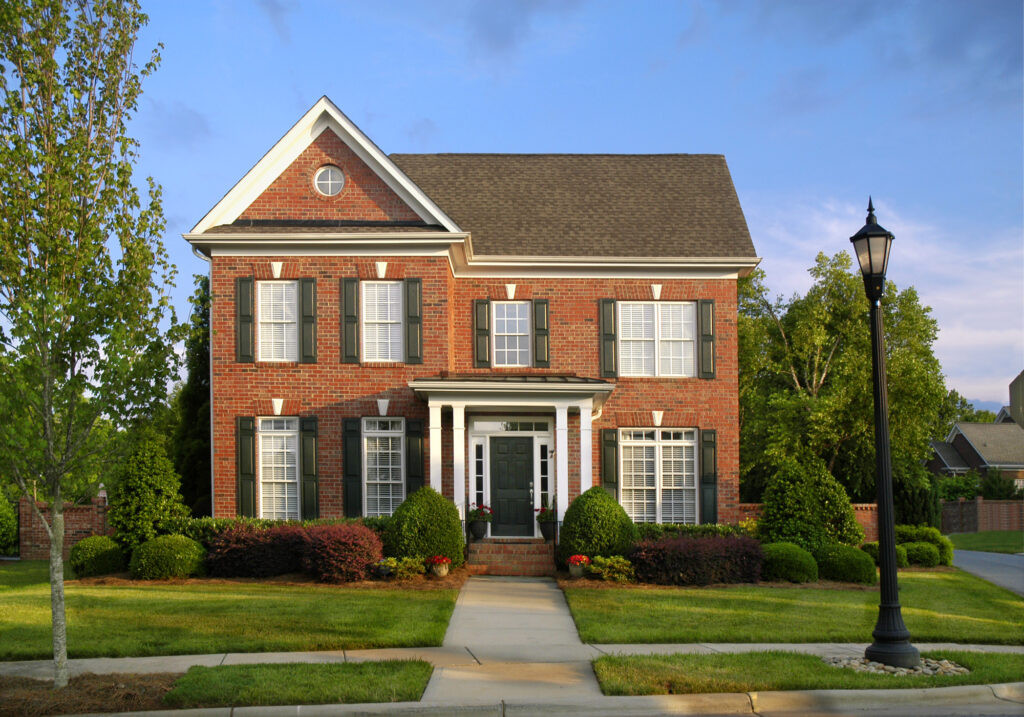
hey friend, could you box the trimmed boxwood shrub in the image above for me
[69,535,125,577]
[129,535,206,580]
[558,487,638,565]
[206,524,307,578]
[860,541,908,568]
[903,541,940,567]
[761,542,817,583]
[385,487,464,567]
[303,523,383,583]
[894,525,953,566]
[812,543,877,585]
[635,523,747,542]
[630,536,763,586]
[0,499,16,554]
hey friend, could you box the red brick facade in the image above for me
[19,497,111,560]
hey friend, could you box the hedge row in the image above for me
[629,536,763,586]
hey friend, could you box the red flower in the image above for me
[568,555,591,566]
[428,555,451,565]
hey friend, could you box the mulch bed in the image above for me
[0,672,180,717]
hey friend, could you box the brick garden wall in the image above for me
[942,497,1024,534]
[19,497,111,560]
[737,502,879,543]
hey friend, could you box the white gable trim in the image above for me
[190,96,460,235]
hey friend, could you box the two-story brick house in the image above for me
[185,97,759,567]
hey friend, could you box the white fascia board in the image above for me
[409,380,614,410]
[190,96,461,234]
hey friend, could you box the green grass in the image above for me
[0,561,456,660]
[565,570,1024,644]
[163,661,433,708]
[593,650,1024,695]
[948,530,1024,554]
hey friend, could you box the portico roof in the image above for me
[409,374,614,411]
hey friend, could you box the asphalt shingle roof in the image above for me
[955,422,1024,466]
[930,440,969,470]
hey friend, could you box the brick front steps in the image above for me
[467,538,556,576]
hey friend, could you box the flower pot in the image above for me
[539,520,556,542]
[469,519,488,540]
[431,563,450,578]
[377,565,392,578]
[569,564,585,578]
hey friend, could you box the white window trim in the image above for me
[617,301,696,377]
[361,280,404,363]
[257,417,300,520]
[256,280,299,363]
[362,417,405,517]
[619,427,699,524]
[314,165,345,196]
[491,300,532,367]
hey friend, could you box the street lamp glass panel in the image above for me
[853,237,873,276]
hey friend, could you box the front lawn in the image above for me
[565,570,1024,644]
[0,561,456,660]
[948,530,1024,554]
[593,650,1024,695]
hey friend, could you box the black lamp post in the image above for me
[850,198,920,668]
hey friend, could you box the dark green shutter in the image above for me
[601,428,618,497]
[300,417,319,518]
[405,278,423,364]
[300,279,317,363]
[698,299,715,379]
[236,417,256,517]
[599,299,617,378]
[533,299,550,368]
[236,277,254,363]
[406,419,424,496]
[341,278,359,363]
[700,429,718,524]
[474,299,490,368]
[343,418,362,517]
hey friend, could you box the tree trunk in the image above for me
[49,504,69,689]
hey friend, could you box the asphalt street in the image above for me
[953,549,1024,596]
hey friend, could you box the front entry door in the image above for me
[490,437,533,536]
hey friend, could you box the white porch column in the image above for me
[429,403,443,492]
[579,398,593,492]
[452,403,466,518]
[555,403,570,520]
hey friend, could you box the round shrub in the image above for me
[69,535,125,577]
[557,487,638,565]
[860,541,908,568]
[812,542,877,585]
[303,523,383,583]
[757,454,864,552]
[895,525,953,566]
[903,541,940,567]
[0,499,16,554]
[761,542,817,583]
[129,534,206,580]
[385,487,464,567]
[108,435,189,552]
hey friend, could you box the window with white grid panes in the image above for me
[257,281,298,362]
[362,282,403,362]
[493,301,531,366]
[618,302,696,377]
[619,428,697,523]
[363,417,404,517]
[258,418,299,520]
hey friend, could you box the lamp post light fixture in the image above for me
[850,198,920,668]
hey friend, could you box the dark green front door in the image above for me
[491,437,533,536]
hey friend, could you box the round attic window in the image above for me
[314,165,344,196]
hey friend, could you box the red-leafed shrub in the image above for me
[206,524,307,578]
[629,536,763,586]
[303,523,383,583]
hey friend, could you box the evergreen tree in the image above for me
[172,275,211,515]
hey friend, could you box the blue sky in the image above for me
[130,0,1022,409]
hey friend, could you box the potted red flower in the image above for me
[535,501,557,542]
[568,554,591,578]
[428,555,452,577]
[467,504,493,540]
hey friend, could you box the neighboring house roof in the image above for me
[995,406,1015,423]
[390,153,756,260]
[951,422,1024,468]
[930,440,970,471]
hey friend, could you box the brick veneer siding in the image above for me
[942,497,1024,534]
[737,502,879,543]
[210,254,742,523]
[19,497,111,560]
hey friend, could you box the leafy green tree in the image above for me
[936,471,979,501]
[936,390,998,437]
[978,469,1022,500]
[738,253,947,517]
[0,0,175,687]
[172,275,211,515]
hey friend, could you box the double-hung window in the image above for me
[259,417,299,520]
[618,301,696,377]
[619,428,697,523]
[364,417,405,517]
[493,301,531,367]
[362,281,404,362]
[258,281,298,362]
